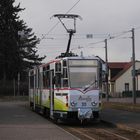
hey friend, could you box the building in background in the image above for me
[108,61,140,97]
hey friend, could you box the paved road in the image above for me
[0,101,79,140]
[100,108,140,131]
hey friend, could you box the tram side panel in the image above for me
[29,69,35,108]
[41,89,50,109]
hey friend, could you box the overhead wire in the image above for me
[135,26,140,30]
[40,25,140,41]
[70,28,132,51]
[41,0,81,39]
[39,18,140,54]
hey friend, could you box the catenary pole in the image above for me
[132,28,136,104]
[105,39,109,101]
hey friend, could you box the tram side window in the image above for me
[38,73,42,88]
[43,72,46,88]
[55,63,61,72]
[63,79,68,87]
[63,68,68,87]
[30,75,34,88]
[63,60,67,67]
[46,71,50,88]
[55,62,61,88]
[43,71,50,88]
[63,68,68,78]
[55,73,61,88]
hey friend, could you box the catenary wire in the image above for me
[42,0,81,39]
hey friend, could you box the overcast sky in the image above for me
[15,0,140,62]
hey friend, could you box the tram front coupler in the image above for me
[78,108,93,121]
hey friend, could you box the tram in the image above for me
[29,55,105,122]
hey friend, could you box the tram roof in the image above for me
[38,56,100,68]
[63,56,99,60]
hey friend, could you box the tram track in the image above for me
[58,121,140,140]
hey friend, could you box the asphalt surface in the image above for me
[0,101,79,140]
[1,100,140,140]
[100,108,140,131]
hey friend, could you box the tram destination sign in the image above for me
[69,60,98,67]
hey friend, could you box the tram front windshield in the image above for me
[69,60,98,88]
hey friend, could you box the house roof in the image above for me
[110,62,132,82]
[108,62,129,69]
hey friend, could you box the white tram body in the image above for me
[29,56,104,121]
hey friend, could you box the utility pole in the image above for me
[105,39,109,101]
[131,28,136,104]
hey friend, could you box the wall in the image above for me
[115,62,140,93]
[137,75,140,90]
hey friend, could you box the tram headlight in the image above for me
[91,101,97,106]
[70,101,77,107]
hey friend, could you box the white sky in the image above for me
[15,0,140,62]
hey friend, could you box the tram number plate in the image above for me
[82,102,87,106]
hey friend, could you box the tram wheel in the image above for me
[81,119,88,125]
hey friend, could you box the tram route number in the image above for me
[82,102,87,106]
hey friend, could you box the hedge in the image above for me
[122,91,140,97]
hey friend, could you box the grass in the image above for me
[102,102,140,113]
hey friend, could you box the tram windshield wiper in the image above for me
[83,80,97,91]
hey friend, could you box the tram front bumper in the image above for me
[78,108,93,120]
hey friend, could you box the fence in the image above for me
[122,91,140,97]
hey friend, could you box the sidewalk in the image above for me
[0,101,79,140]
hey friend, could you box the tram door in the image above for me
[50,70,54,119]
